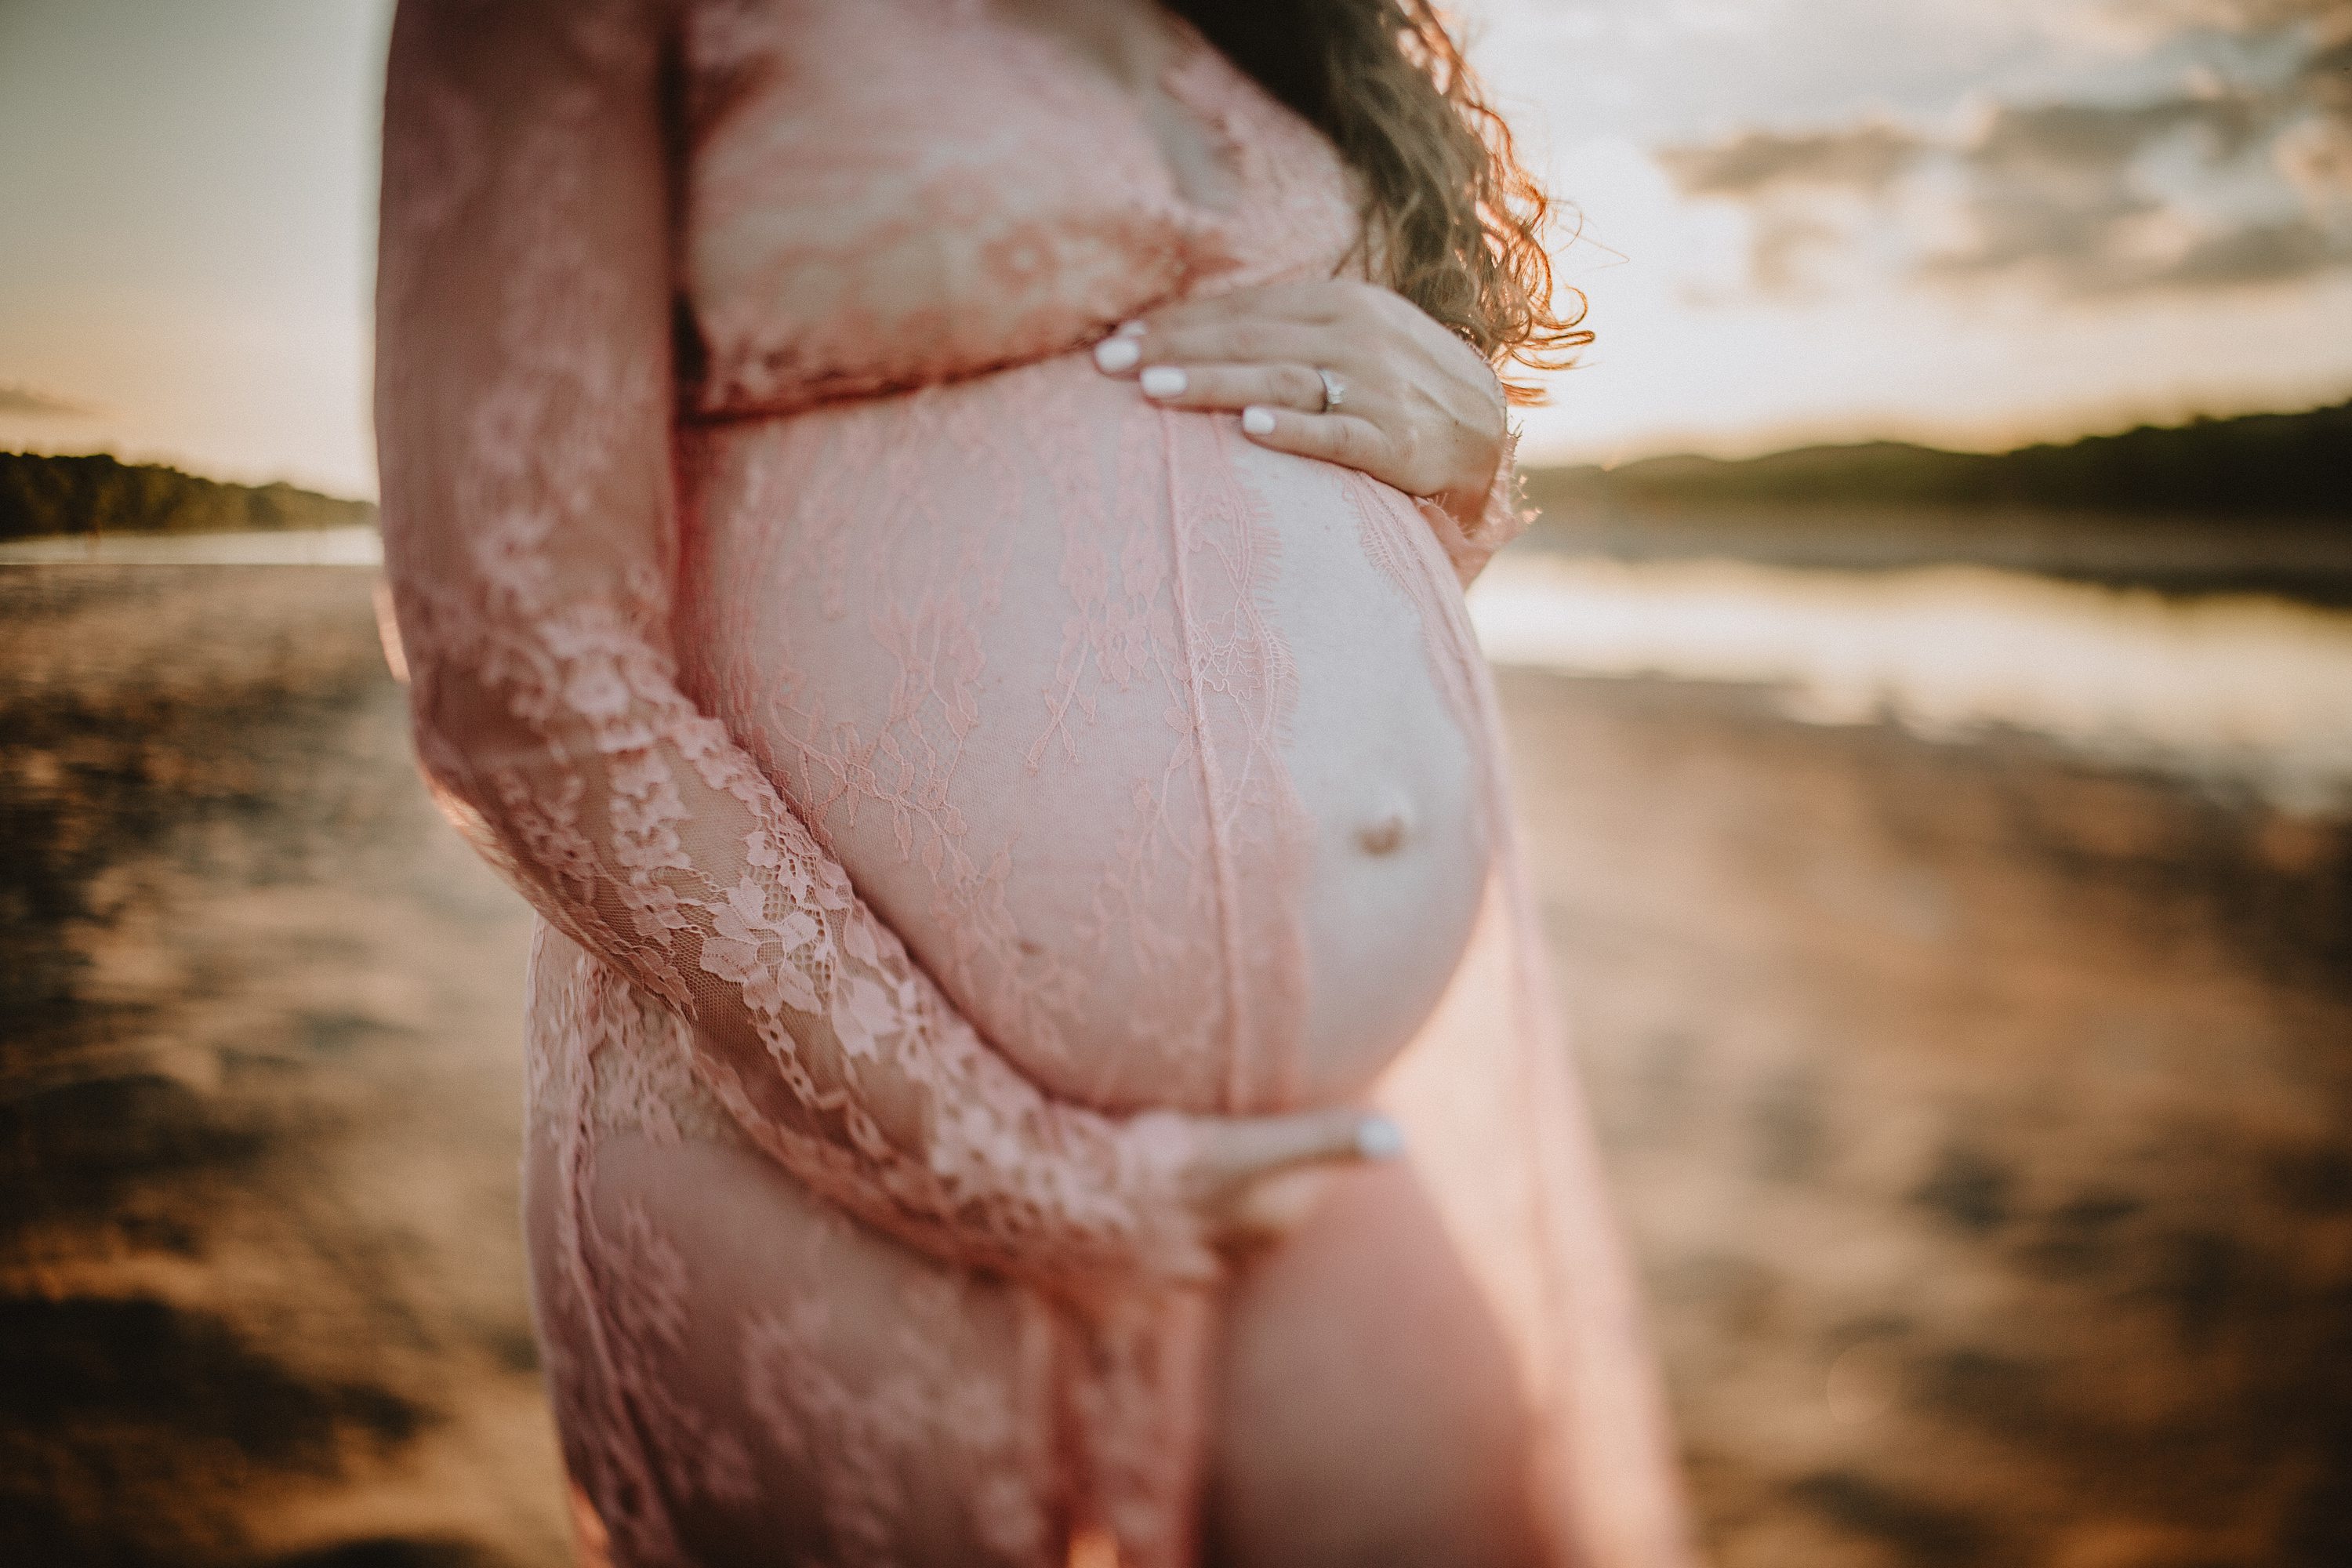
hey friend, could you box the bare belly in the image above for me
[677,356,1488,1113]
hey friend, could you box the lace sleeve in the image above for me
[376,0,1208,1290]
[1418,423,1530,589]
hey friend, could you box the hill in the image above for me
[1523,401,2350,521]
[0,452,375,544]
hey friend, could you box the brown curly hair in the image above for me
[1170,0,1592,402]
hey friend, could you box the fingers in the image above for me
[1094,318,1340,379]
[1130,361,1334,415]
[1236,405,1397,475]
[1086,275,1491,500]
[1098,279,1432,371]
[1189,1105,1403,1196]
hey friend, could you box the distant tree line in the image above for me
[1526,400,2350,521]
[7,397,2343,545]
[0,452,375,543]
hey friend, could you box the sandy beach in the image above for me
[3,561,2347,1567]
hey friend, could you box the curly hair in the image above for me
[1170,0,1592,402]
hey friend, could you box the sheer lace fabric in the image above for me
[376,2,1690,1564]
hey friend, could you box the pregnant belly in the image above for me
[677,359,1490,1114]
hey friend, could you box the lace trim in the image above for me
[1417,423,1530,588]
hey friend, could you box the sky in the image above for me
[0,0,2347,495]
[0,1,388,495]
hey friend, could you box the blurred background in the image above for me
[2,2,2348,1566]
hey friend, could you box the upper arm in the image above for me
[377,0,681,680]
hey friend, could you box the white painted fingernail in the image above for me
[1355,1115,1405,1160]
[1241,406,1276,436]
[1140,365,1187,398]
[1094,336,1140,372]
[1116,318,1148,338]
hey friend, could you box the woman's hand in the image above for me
[1092,278,1509,532]
[1142,1103,1405,1274]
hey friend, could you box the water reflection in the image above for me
[0,527,385,567]
[21,524,2352,819]
[1472,553,2352,814]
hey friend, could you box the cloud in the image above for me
[2163,215,2343,281]
[1660,56,2352,298]
[1658,122,1926,198]
[1947,78,2352,289]
[1971,93,2272,171]
[2281,32,2352,210]
[1922,89,2326,291]
[0,384,96,419]
[1644,0,2352,301]
[2141,0,2349,34]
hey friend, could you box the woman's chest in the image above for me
[676,0,1359,415]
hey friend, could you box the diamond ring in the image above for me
[1316,367,1346,414]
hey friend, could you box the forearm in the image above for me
[401,648,1208,1287]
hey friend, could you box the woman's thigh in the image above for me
[526,1131,1065,1568]
[1201,1161,1551,1568]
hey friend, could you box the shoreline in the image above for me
[0,525,384,567]
[1524,503,2352,607]
[12,509,2352,607]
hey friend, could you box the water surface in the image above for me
[1473,553,2352,813]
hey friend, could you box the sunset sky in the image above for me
[1,0,2347,497]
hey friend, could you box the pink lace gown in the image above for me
[375,2,1691,1564]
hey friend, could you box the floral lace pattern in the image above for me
[676,375,1330,1116]
[378,2,1689,1564]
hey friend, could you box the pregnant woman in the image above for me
[376,1,1690,1563]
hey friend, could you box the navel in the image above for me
[1354,805,1412,857]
